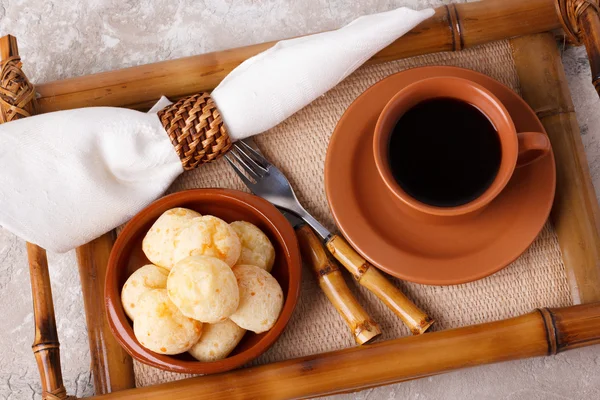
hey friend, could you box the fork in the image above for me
[225,139,433,335]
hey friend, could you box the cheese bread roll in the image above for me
[121,264,169,320]
[133,289,202,355]
[230,221,275,272]
[230,265,284,333]
[167,255,239,323]
[188,319,246,362]
[142,207,201,270]
[172,216,241,267]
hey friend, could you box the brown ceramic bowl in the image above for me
[105,188,302,374]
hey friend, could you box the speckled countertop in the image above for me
[1,1,600,399]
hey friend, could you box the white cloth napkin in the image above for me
[212,7,434,140]
[0,7,433,253]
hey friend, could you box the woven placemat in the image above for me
[133,40,572,387]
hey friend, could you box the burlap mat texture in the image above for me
[134,40,572,387]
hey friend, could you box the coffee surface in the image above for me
[388,97,501,207]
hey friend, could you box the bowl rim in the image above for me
[104,188,302,374]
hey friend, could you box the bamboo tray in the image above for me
[3,0,600,399]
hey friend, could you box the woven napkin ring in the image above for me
[157,93,232,170]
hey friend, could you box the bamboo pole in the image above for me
[326,235,433,335]
[0,35,71,400]
[90,302,600,400]
[511,32,600,303]
[34,0,563,112]
[76,233,136,393]
[296,225,381,344]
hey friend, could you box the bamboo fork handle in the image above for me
[326,235,434,335]
[296,225,381,345]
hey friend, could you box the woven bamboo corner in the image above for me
[2,0,600,399]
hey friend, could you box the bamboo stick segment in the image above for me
[0,35,18,60]
[453,0,559,48]
[76,233,136,393]
[542,302,600,351]
[90,302,600,400]
[0,35,72,400]
[34,0,564,113]
[326,235,434,335]
[296,225,381,344]
[27,243,71,400]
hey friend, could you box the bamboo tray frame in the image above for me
[3,0,600,399]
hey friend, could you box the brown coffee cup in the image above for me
[373,76,551,221]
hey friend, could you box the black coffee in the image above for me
[388,98,501,207]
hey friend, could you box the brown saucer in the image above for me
[325,66,556,285]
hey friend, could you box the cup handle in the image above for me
[516,132,551,168]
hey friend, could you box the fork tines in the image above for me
[225,140,269,183]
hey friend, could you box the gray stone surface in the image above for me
[0,1,599,399]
